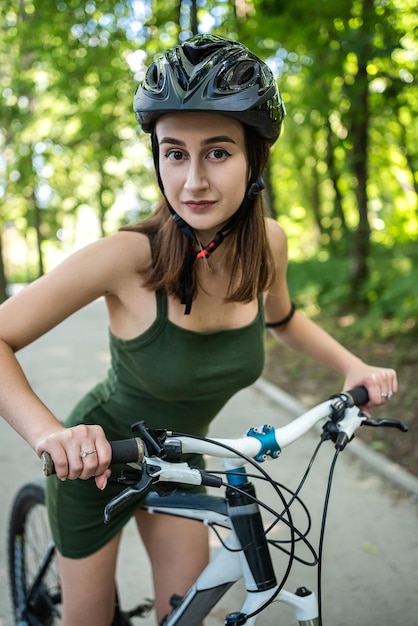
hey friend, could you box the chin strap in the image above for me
[171,177,264,314]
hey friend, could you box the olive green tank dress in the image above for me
[46,289,265,558]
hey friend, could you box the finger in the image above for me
[47,445,70,481]
[364,379,383,407]
[37,434,72,481]
[371,370,396,406]
[78,444,99,478]
[65,424,103,479]
[78,436,112,480]
[80,440,111,479]
[380,370,398,403]
[95,469,112,491]
[388,369,398,395]
[94,437,112,476]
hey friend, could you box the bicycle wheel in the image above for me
[8,481,61,626]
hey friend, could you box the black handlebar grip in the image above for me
[110,438,145,465]
[345,386,369,406]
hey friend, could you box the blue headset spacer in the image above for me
[226,466,247,486]
[246,424,281,462]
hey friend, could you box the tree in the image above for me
[0,0,149,291]
[0,0,416,320]
[244,0,417,303]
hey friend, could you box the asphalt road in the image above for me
[0,299,417,625]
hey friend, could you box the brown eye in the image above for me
[207,149,230,160]
[166,150,185,161]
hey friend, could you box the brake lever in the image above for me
[362,418,408,432]
[103,461,161,523]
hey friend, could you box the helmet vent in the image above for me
[223,61,258,90]
[182,37,225,66]
[144,60,165,92]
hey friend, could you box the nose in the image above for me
[184,158,209,193]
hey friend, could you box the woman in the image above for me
[0,35,397,626]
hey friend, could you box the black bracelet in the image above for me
[265,301,296,328]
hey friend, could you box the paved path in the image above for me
[0,299,417,625]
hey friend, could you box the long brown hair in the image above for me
[121,124,276,305]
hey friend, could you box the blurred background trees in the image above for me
[1,0,416,336]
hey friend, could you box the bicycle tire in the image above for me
[7,481,61,626]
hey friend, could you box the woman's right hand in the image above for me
[36,423,112,489]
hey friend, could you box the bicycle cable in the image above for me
[205,433,325,565]
[171,431,298,615]
[208,469,318,567]
[170,431,333,620]
[206,476,296,553]
[316,447,341,626]
[264,438,324,564]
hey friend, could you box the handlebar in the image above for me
[41,386,407,478]
[40,386,409,524]
[343,386,369,406]
[110,437,146,465]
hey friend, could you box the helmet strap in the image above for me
[178,176,264,314]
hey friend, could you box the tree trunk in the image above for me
[190,0,198,35]
[349,0,373,299]
[32,192,45,278]
[325,120,348,237]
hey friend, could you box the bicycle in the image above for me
[7,386,408,626]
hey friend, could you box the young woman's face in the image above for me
[156,112,249,241]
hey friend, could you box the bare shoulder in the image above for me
[265,217,288,262]
[263,219,292,321]
[56,229,153,299]
[85,230,151,271]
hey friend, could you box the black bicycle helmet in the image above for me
[134,34,285,144]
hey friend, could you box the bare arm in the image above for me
[0,232,149,484]
[264,219,397,407]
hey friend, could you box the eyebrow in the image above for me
[159,135,237,147]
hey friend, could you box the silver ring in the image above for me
[381,391,393,401]
[80,449,97,458]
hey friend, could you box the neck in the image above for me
[200,242,234,273]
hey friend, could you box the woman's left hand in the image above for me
[343,362,398,411]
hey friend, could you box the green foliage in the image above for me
[0,0,416,338]
[0,0,156,281]
[287,241,418,338]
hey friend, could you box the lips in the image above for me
[184,200,216,212]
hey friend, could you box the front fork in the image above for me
[224,466,319,625]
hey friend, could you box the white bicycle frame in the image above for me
[141,489,319,625]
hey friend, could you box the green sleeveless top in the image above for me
[66,289,265,440]
[46,289,266,559]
